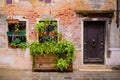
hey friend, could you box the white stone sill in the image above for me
[109,48,120,51]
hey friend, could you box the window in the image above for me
[6,0,12,4]
[7,21,26,48]
[37,20,58,43]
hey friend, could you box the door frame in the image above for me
[80,17,110,65]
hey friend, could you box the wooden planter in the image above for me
[32,54,73,72]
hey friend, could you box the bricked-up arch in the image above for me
[116,0,120,28]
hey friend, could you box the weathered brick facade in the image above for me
[1,0,120,70]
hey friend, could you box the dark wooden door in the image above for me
[84,21,105,64]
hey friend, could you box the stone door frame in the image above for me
[80,17,110,65]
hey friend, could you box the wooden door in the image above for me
[84,21,105,64]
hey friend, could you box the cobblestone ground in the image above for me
[0,68,120,80]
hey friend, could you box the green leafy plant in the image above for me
[35,22,45,32]
[29,41,41,56]
[55,58,69,71]
[10,42,17,47]
[18,42,27,49]
[29,41,56,56]
[10,38,20,48]
[54,39,75,70]
[10,38,27,49]
[51,21,57,26]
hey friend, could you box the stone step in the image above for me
[0,64,9,68]
[79,64,114,71]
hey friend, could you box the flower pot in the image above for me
[39,32,46,36]
[9,46,16,49]
[49,32,57,36]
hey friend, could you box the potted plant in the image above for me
[29,39,75,71]
[17,42,27,49]
[9,38,21,48]
[35,18,57,37]
[9,38,27,49]
[9,41,17,48]
[54,39,75,71]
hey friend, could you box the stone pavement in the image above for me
[0,68,120,80]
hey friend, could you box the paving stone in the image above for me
[41,77,51,80]
[32,78,39,80]
[51,77,63,80]
[108,78,120,80]
[0,68,120,80]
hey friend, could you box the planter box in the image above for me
[32,55,73,72]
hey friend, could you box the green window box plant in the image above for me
[9,38,27,49]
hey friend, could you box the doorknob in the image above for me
[91,39,96,47]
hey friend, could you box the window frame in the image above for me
[7,21,26,48]
[6,17,29,49]
[36,18,59,42]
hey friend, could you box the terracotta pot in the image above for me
[39,32,46,36]
[49,32,57,36]
[9,46,16,49]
